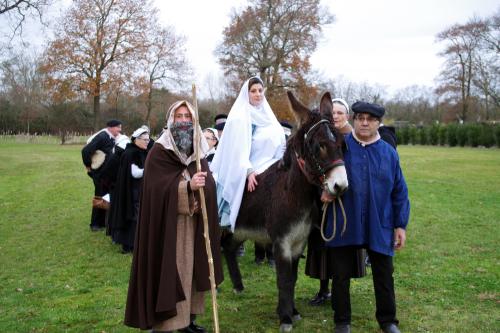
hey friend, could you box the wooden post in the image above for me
[192,84,220,333]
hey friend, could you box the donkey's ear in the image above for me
[319,91,333,122]
[279,140,292,170]
[287,91,309,126]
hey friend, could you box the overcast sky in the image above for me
[1,0,498,98]
[153,0,498,97]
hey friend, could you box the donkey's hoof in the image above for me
[279,323,293,332]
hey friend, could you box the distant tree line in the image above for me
[397,123,500,147]
[0,0,499,143]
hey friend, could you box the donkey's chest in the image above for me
[278,212,312,261]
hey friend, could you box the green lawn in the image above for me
[0,143,499,333]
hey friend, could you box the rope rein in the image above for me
[320,197,347,242]
[298,118,348,242]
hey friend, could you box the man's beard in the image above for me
[171,121,194,156]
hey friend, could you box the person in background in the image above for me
[202,128,219,164]
[323,101,410,333]
[125,101,223,333]
[214,113,227,138]
[101,133,130,236]
[378,123,397,149]
[214,113,227,126]
[81,119,122,232]
[109,126,150,254]
[305,98,367,306]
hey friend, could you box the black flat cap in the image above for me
[351,101,385,118]
[214,122,226,131]
[214,114,228,124]
[106,119,122,127]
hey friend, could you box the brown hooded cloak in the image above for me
[124,101,223,330]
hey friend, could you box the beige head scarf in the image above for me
[156,100,210,166]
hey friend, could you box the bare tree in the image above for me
[41,0,156,130]
[472,11,500,120]
[435,16,487,122]
[139,25,191,125]
[0,0,51,38]
[0,50,44,133]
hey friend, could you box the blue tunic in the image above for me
[325,133,410,256]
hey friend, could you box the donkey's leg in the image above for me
[291,256,302,321]
[274,242,295,332]
[220,232,244,293]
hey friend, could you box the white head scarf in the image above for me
[156,100,210,166]
[332,98,350,114]
[131,126,149,139]
[115,134,131,149]
[210,77,286,230]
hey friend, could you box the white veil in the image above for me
[210,77,285,231]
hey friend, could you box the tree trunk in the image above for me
[145,81,153,127]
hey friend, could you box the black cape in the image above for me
[108,143,148,247]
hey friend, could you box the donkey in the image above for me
[221,91,348,332]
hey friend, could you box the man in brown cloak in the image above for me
[124,101,224,333]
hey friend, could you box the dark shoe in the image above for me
[255,257,264,265]
[334,324,351,333]
[121,245,133,254]
[308,291,331,306]
[381,323,401,333]
[178,322,206,333]
[90,225,104,232]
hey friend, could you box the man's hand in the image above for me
[394,228,406,250]
[190,172,207,191]
[86,166,91,172]
[247,172,258,192]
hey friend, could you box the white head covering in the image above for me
[156,100,209,166]
[332,98,350,114]
[115,134,130,149]
[210,77,286,231]
[204,127,219,142]
[131,126,149,139]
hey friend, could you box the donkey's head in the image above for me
[284,91,348,197]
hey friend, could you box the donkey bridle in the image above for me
[296,119,344,188]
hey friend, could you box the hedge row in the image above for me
[396,124,500,148]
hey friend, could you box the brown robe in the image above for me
[124,143,223,330]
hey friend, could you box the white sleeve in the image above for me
[131,163,144,179]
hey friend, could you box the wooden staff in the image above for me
[191,84,220,333]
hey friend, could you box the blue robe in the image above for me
[325,133,410,256]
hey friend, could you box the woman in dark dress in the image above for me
[109,126,150,253]
[305,98,367,305]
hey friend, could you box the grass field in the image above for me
[0,143,499,333]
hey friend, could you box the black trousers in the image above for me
[330,246,398,327]
[255,242,273,260]
[90,174,108,228]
